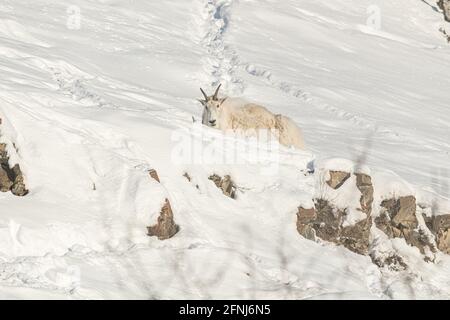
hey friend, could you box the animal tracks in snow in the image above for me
[240,61,410,142]
[194,0,409,143]
[243,63,312,101]
[196,0,244,94]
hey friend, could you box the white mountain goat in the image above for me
[198,84,305,149]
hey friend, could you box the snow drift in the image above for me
[0,0,449,299]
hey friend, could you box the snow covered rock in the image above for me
[297,167,373,255]
[298,164,440,260]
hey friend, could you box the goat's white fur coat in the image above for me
[202,96,305,150]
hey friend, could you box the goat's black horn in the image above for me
[213,84,222,100]
[200,88,208,100]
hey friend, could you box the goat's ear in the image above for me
[197,99,206,105]
[220,97,227,105]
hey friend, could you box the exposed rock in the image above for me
[296,207,316,241]
[438,0,450,22]
[370,252,408,271]
[0,138,28,196]
[379,196,417,229]
[374,212,396,238]
[183,172,199,190]
[336,172,374,255]
[436,229,450,254]
[375,196,435,254]
[355,173,374,215]
[209,174,236,199]
[147,199,179,240]
[431,214,450,232]
[297,202,337,242]
[148,169,160,183]
[297,224,316,241]
[208,174,221,187]
[297,171,374,255]
[10,164,28,196]
[297,207,316,224]
[0,143,11,192]
[0,167,13,192]
[310,199,343,242]
[326,171,350,189]
[340,218,371,255]
[183,172,191,182]
[146,168,179,240]
[299,163,450,265]
[423,214,450,254]
[0,143,8,164]
[297,199,371,255]
[392,196,417,228]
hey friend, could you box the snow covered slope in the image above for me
[0,0,449,299]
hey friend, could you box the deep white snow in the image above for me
[0,0,449,299]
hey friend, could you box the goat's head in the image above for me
[198,84,227,128]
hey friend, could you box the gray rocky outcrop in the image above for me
[297,167,448,268]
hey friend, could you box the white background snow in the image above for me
[0,0,449,299]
